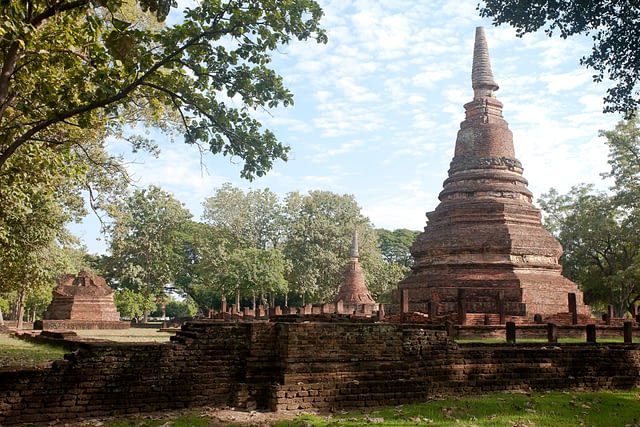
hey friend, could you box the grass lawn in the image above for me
[81,390,640,426]
[0,334,67,369]
[273,391,640,427]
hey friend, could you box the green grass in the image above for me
[81,391,640,426]
[0,335,67,369]
[273,391,640,427]
[74,328,175,342]
[456,337,628,344]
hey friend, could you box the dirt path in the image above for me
[56,407,312,426]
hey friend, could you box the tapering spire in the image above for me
[472,26,499,98]
[396,27,592,323]
[350,230,359,258]
[333,229,375,305]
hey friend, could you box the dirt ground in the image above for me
[54,406,313,426]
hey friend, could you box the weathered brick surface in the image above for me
[1,321,639,425]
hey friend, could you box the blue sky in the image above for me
[74,0,623,254]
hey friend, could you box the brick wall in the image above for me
[1,320,639,425]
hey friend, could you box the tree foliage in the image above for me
[283,190,385,304]
[376,228,419,268]
[478,0,640,115]
[201,183,284,249]
[0,0,326,178]
[106,185,192,321]
[538,116,640,315]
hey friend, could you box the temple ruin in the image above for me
[333,231,377,312]
[396,27,591,323]
[39,271,128,329]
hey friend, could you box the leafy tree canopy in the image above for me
[106,185,192,321]
[376,228,419,268]
[0,0,327,179]
[478,0,640,115]
[283,190,384,304]
[539,116,640,315]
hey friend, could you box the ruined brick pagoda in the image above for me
[40,271,128,329]
[396,27,590,323]
[333,231,376,308]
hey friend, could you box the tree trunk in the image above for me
[15,288,26,330]
[0,305,4,326]
[252,292,256,310]
[284,292,288,307]
[236,289,240,308]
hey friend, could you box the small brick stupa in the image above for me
[40,271,128,329]
[333,232,376,308]
[396,27,590,323]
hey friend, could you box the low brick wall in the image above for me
[1,320,639,425]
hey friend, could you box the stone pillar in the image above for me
[377,304,385,321]
[586,324,597,343]
[231,304,237,315]
[568,293,577,325]
[221,299,227,314]
[445,320,456,339]
[428,300,438,320]
[303,304,312,315]
[547,323,558,343]
[624,321,633,344]
[362,304,372,316]
[321,303,333,314]
[457,289,467,326]
[401,290,409,323]
[506,321,516,344]
[631,303,638,319]
[607,305,614,325]
[274,306,282,316]
[335,300,344,315]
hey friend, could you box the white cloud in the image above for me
[78,0,627,254]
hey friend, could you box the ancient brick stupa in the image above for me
[396,27,590,323]
[40,271,128,329]
[333,232,376,309]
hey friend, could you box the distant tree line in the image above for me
[0,182,419,324]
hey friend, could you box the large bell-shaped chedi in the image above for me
[396,27,590,323]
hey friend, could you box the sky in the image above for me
[73,0,623,254]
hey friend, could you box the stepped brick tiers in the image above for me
[38,271,128,330]
[396,27,590,324]
[333,231,378,313]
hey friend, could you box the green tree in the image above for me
[539,185,639,315]
[220,247,289,309]
[176,221,235,314]
[0,0,326,178]
[114,288,154,322]
[0,142,91,327]
[107,185,192,322]
[283,191,383,304]
[376,228,420,268]
[538,116,640,316]
[162,297,198,319]
[601,116,640,207]
[202,184,285,249]
[478,1,640,115]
